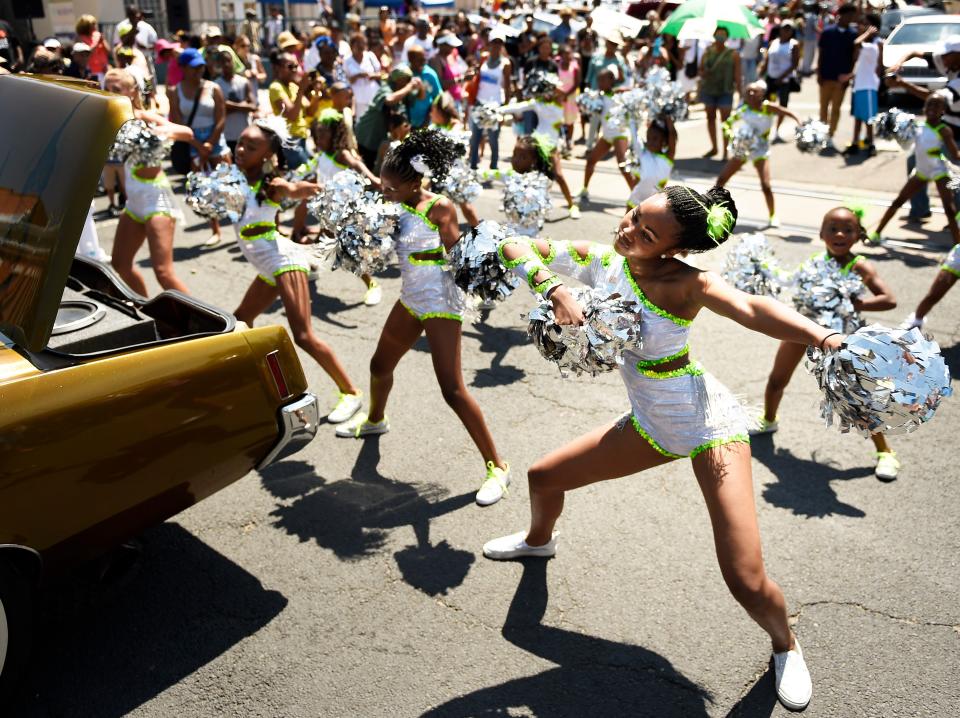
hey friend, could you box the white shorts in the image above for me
[124,170,182,223]
[398,252,466,321]
[237,229,311,286]
[942,244,960,278]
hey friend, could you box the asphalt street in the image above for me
[11,81,960,717]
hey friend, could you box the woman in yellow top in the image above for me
[268,51,320,169]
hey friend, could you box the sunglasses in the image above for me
[284,62,298,70]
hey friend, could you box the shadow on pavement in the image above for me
[11,523,287,718]
[725,664,778,718]
[260,441,475,596]
[752,441,871,518]
[421,561,712,718]
[463,321,529,388]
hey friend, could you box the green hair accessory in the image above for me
[842,199,867,223]
[317,108,343,126]
[705,203,735,244]
[530,132,555,167]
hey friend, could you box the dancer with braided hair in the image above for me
[231,118,363,425]
[336,129,512,507]
[485,186,841,712]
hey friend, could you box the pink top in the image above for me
[440,52,464,101]
[78,31,109,73]
[165,56,184,87]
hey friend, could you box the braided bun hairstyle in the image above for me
[514,134,556,180]
[663,185,738,253]
[252,123,284,204]
[382,127,461,185]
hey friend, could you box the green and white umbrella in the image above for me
[660,0,763,41]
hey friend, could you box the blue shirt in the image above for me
[549,23,573,45]
[407,65,441,128]
[817,23,857,81]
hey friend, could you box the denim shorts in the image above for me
[699,91,734,109]
[191,125,229,159]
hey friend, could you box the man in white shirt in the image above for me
[265,5,285,50]
[344,33,382,119]
[401,18,435,63]
[114,4,157,78]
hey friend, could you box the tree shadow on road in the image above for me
[752,440,871,518]
[10,523,287,718]
[421,561,713,718]
[260,442,475,596]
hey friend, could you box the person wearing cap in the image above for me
[64,41,93,80]
[430,32,466,112]
[549,8,575,46]
[355,65,423,168]
[469,31,512,171]
[345,32,383,119]
[405,46,442,129]
[203,25,246,75]
[170,46,228,247]
[887,35,960,221]
[239,9,263,56]
[114,4,157,80]
[402,18,435,63]
[42,38,63,57]
[26,47,64,75]
[115,20,150,76]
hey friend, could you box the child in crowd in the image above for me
[751,207,900,481]
[578,68,632,203]
[841,14,882,157]
[375,110,412,173]
[626,116,676,210]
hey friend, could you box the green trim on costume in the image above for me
[274,264,310,277]
[941,263,960,278]
[123,207,175,224]
[131,165,169,185]
[600,248,615,267]
[534,274,562,296]
[629,415,685,459]
[819,251,862,275]
[688,434,750,460]
[567,242,594,266]
[622,258,692,326]
[917,171,948,182]
[498,240,529,269]
[637,361,704,380]
[401,197,441,231]
[408,246,446,265]
[636,344,689,368]
[536,239,557,265]
[400,300,462,323]
[525,260,548,287]
[324,150,347,169]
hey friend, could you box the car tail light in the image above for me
[265,351,292,399]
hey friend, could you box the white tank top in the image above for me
[476,58,506,104]
[627,148,673,208]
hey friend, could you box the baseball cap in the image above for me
[43,37,62,50]
[118,22,138,39]
[72,41,92,53]
[940,35,960,56]
[204,25,223,38]
[116,47,135,59]
[177,46,206,67]
[389,64,413,84]
[435,34,463,48]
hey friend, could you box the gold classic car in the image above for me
[0,76,319,693]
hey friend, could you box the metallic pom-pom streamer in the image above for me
[435,160,482,204]
[523,70,562,100]
[811,324,952,436]
[448,220,520,303]
[185,163,247,222]
[576,89,605,118]
[640,66,689,122]
[722,233,785,298]
[108,119,172,166]
[311,196,401,277]
[305,169,368,234]
[726,121,766,161]
[870,109,918,149]
[471,102,503,130]
[791,255,864,334]
[527,288,643,377]
[794,119,831,153]
[502,171,552,230]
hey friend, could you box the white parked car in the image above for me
[882,15,960,96]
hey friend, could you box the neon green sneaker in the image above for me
[875,451,900,482]
[327,392,362,424]
[476,461,510,506]
[748,415,779,436]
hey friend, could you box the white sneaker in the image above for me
[476,461,510,506]
[363,281,382,306]
[568,204,581,220]
[335,412,389,438]
[483,530,557,560]
[203,234,222,247]
[875,451,900,482]
[748,416,779,436]
[773,640,812,711]
[899,312,925,331]
[768,214,780,228]
[326,392,362,424]
[577,188,589,202]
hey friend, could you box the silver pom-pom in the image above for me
[312,196,401,276]
[448,220,520,303]
[108,119,171,166]
[812,324,952,436]
[185,163,247,222]
[722,232,785,298]
[435,160,482,204]
[791,255,864,334]
[870,109,918,149]
[613,87,648,122]
[305,169,368,233]
[639,67,689,122]
[527,288,643,377]
[794,118,831,153]
[471,102,503,130]
[726,121,766,161]
[502,171,552,230]
[523,70,562,100]
[576,89,605,118]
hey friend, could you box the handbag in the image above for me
[788,73,802,93]
[170,82,202,175]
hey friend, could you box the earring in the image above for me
[262,158,275,174]
[660,253,668,259]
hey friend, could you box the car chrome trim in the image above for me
[257,393,320,470]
